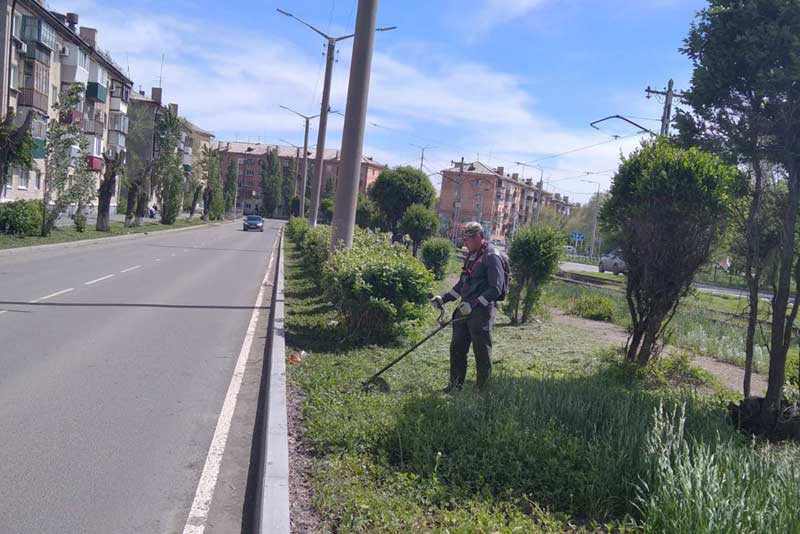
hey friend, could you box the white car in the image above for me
[599,251,627,275]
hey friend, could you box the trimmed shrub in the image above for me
[324,237,434,343]
[0,200,43,236]
[286,216,309,242]
[420,238,452,280]
[300,225,332,280]
[570,294,614,322]
[504,225,565,324]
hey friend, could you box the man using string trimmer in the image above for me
[432,222,509,393]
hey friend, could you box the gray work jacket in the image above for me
[443,243,505,308]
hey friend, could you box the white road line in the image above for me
[120,265,142,273]
[182,236,278,534]
[84,274,114,286]
[30,288,74,303]
[155,259,161,262]
[0,310,7,316]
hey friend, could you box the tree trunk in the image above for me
[135,186,147,227]
[95,160,119,232]
[766,160,800,408]
[744,273,760,397]
[743,161,764,398]
[124,182,138,228]
[189,185,202,220]
[202,187,211,221]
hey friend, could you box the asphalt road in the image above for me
[0,221,280,533]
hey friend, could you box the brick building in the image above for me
[437,161,577,241]
[218,141,386,214]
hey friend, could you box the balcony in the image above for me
[109,96,128,114]
[108,130,126,151]
[86,82,107,103]
[86,155,103,172]
[61,109,83,125]
[108,112,128,134]
[82,117,105,135]
[18,88,48,113]
[31,138,46,159]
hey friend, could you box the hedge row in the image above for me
[287,219,433,343]
[0,199,42,236]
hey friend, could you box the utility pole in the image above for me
[581,180,601,257]
[330,0,380,250]
[450,157,464,242]
[279,105,319,218]
[534,178,544,224]
[645,79,686,137]
[277,7,395,228]
[412,144,435,172]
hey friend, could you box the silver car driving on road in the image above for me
[599,250,627,275]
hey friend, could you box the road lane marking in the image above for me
[182,234,279,534]
[0,310,7,316]
[155,259,161,262]
[84,274,114,286]
[30,288,74,303]
[120,265,142,273]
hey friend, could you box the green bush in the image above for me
[504,225,565,324]
[0,200,43,236]
[420,238,452,280]
[286,216,309,242]
[299,225,332,280]
[324,235,434,343]
[570,294,615,321]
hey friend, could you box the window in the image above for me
[78,49,88,71]
[39,22,56,50]
[30,117,46,139]
[18,169,29,189]
[51,85,58,106]
[9,64,17,90]
[237,158,245,165]
[12,14,22,40]
[35,169,41,189]
[245,168,254,176]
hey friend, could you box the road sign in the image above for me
[570,232,585,241]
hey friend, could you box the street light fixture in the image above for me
[279,105,321,217]
[277,7,396,227]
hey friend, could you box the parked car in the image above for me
[565,245,576,255]
[599,250,626,275]
[243,215,264,232]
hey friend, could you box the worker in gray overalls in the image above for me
[432,222,506,392]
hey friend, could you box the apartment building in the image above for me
[126,88,213,207]
[437,161,577,241]
[218,141,386,214]
[0,2,132,207]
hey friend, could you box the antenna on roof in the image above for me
[157,53,165,88]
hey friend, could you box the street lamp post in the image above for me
[279,105,319,219]
[581,179,602,257]
[277,7,395,227]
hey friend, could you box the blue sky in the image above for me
[52,0,706,201]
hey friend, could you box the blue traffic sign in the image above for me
[570,232,585,241]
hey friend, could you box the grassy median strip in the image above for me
[285,241,800,533]
[0,218,207,250]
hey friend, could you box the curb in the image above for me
[256,228,290,534]
[0,220,235,258]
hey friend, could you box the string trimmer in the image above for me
[361,300,465,393]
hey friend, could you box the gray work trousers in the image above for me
[449,304,495,389]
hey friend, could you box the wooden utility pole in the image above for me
[645,79,686,137]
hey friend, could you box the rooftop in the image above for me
[216,141,385,167]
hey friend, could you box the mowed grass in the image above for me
[286,242,800,533]
[0,218,207,250]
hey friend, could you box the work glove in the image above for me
[457,301,472,317]
[430,295,444,309]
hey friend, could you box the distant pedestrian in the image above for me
[431,222,508,392]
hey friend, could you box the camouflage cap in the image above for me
[462,222,484,237]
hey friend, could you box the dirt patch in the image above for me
[549,308,766,396]
[287,381,324,533]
